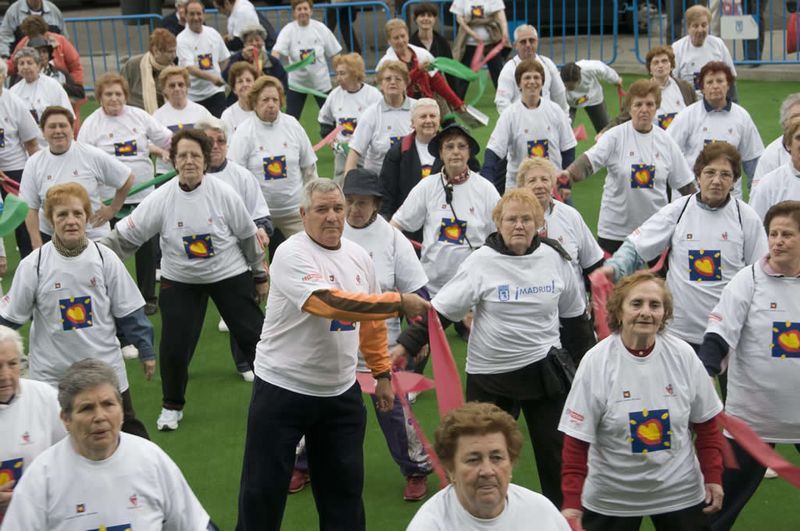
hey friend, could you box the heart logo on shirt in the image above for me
[66,304,86,323]
[771,321,800,358]
[59,296,94,330]
[777,330,800,352]
[628,408,671,453]
[636,419,663,445]
[635,170,651,186]
[182,234,215,259]
[693,257,715,276]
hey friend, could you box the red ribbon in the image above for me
[428,308,465,417]
[355,371,434,395]
[1,177,20,196]
[312,124,344,152]
[588,269,614,340]
[572,124,588,142]
[469,40,507,72]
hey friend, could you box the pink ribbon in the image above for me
[313,124,344,152]
[470,40,507,72]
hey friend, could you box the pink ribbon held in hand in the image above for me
[588,270,613,340]
[313,125,344,152]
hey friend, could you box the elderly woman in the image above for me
[0,182,154,439]
[318,53,382,184]
[753,93,800,186]
[9,46,71,142]
[0,59,39,258]
[20,107,134,248]
[102,129,268,432]
[379,18,464,115]
[221,61,257,136]
[393,188,594,507]
[560,271,724,530]
[517,157,604,308]
[600,142,767,351]
[483,59,576,193]
[408,402,571,530]
[344,60,415,175]
[229,75,318,259]
[222,24,287,104]
[271,0,341,119]
[750,117,800,219]
[449,0,508,99]
[78,73,173,315]
[561,79,696,254]
[560,60,622,134]
[668,62,763,198]
[672,5,736,97]
[120,28,177,113]
[699,200,800,530]
[1,359,214,529]
[0,325,65,519]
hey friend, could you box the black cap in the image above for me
[28,36,52,50]
[342,168,382,198]
[427,123,480,158]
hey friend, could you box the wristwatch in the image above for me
[374,371,392,381]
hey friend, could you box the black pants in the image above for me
[583,502,709,531]
[0,169,33,258]
[570,102,611,134]
[326,7,361,53]
[465,372,566,508]
[195,92,228,118]
[454,43,504,100]
[158,271,264,409]
[710,438,800,530]
[109,212,156,303]
[742,0,769,61]
[121,388,149,439]
[597,237,623,255]
[237,378,367,531]
[285,89,327,121]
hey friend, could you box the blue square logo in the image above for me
[113,139,137,157]
[497,285,510,301]
[771,321,800,358]
[527,139,549,158]
[263,155,287,180]
[0,457,23,485]
[182,234,215,259]
[657,113,676,129]
[628,408,672,454]
[59,296,93,330]
[630,164,655,188]
[688,250,722,281]
[438,218,467,244]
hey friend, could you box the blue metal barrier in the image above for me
[632,0,800,64]
[399,0,619,66]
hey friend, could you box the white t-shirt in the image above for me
[655,77,687,130]
[0,242,143,392]
[585,121,694,240]
[495,54,569,114]
[752,135,788,188]
[749,163,800,220]
[208,159,271,221]
[416,138,436,178]
[630,194,767,344]
[228,0,259,39]
[543,201,605,302]
[177,25,231,100]
[449,0,505,45]
[9,74,72,146]
[318,83,383,146]
[565,60,620,108]
[228,112,317,218]
[273,20,341,92]
[672,35,737,92]
[152,100,214,173]
[254,232,383,397]
[221,101,254,136]
[487,98,576,192]
[706,260,800,442]
[392,172,500,295]
[667,100,764,198]
[348,97,415,174]
[407,483,571,531]
[117,177,257,284]
[559,333,723,516]
[344,216,428,348]
[20,141,132,240]
[379,43,437,79]
[0,379,66,488]
[0,89,39,172]
[77,105,172,203]
[2,433,210,531]
[434,241,585,374]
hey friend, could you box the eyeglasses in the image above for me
[701,168,734,181]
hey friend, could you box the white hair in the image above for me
[0,326,24,360]
[514,24,538,42]
[301,178,344,211]
[411,97,440,119]
[195,116,229,142]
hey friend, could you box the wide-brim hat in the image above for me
[427,123,480,158]
[342,168,382,198]
[0,194,30,237]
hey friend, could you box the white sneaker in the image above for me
[156,408,183,431]
[155,268,162,282]
[764,467,779,479]
[240,370,255,382]
[121,345,139,360]
[218,318,229,333]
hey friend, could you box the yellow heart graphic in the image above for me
[530,145,545,157]
[66,305,86,323]
[267,162,282,175]
[694,257,715,276]
[635,170,651,185]
[636,420,662,444]
[189,241,208,256]
[778,331,800,351]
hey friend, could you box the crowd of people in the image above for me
[0,0,798,530]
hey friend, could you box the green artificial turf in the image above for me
[3,76,799,530]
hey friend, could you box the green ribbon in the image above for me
[289,83,328,99]
[103,170,177,218]
[285,50,316,72]
[427,57,489,109]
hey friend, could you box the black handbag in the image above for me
[542,347,577,397]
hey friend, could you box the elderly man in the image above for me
[236,179,430,530]
[176,0,231,117]
[0,0,65,58]
[495,24,567,115]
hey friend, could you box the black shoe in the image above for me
[144,302,158,315]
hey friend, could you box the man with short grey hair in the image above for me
[495,24,568,115]
[0,0,65,58]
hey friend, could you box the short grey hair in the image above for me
[514,24,538,42]
[301,178,344,211]
[58,359,122,415]
[195,116,228,142]
[411,97,440,119]
[175,0,190,6]
[241,23,267,43]
[779,93,800,128]
[0,325,24,360]
[14,46,40,66]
